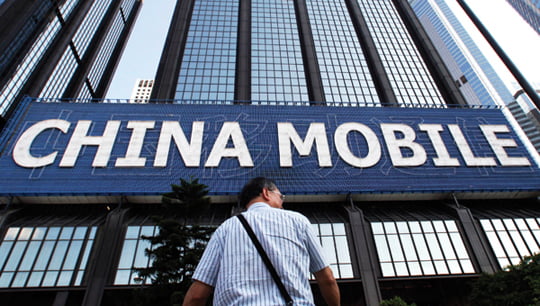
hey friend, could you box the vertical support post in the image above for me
[344,204,382,306]
[457,0,540,108]
[345,0,398,106]
[294,0,325,104]
[449,198,499,274]
[81,207,129,306]
[234,0,251,103]
[151,0,195,100]
[53,291,69,306]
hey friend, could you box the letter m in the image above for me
[277,122,331,167]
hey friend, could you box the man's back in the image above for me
[193,202,327,305]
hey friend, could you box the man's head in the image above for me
[239,177,284,209]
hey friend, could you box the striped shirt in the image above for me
[192,202,328,305]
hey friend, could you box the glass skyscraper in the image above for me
[152,0,464,108]
[507,0,540,34]
[410,0,540,152]
[0,0,141,128]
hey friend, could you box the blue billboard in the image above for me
[0,100,539,197]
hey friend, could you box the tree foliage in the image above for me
[133,178,213,306]
[380,296,417,306]
[469,253,540,306]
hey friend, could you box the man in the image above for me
[183,177,340,305]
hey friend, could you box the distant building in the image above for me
[129,79,154,103]
[0,0,142,129]
[507,0,540,34]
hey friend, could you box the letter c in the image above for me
[12,119,71,168]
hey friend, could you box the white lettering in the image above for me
[278,122,332,167]
[480,125,530,166]
[115,121,155,167]
[59,120,120,167]
[13,119,70,168]
[335,122,381,168]
[154,121,204,167]
[448,124,496,167]
[381,123,427,167]
[419,124,460,166]
[205,122,253,167]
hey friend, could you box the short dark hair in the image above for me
[238,177,277,207]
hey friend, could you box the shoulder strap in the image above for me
[237,214,294,305]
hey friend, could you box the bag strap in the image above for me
[237,214,293,306]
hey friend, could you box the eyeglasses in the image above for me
[269,190,285,201]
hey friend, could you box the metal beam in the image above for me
[457,0,540,109]
[344,204,382,306]
[294,0,325,104]
[151,0,195,100]
[346,0,398,106]
[81,207,129,306]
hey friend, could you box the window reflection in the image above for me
[371,220,475,277]
[251,0,309,104]
[175,0,238,102]
[0,226,97,288]
[312,223,354,279]
[307,0,380,106]
[356,0,445,106]
[114,226,158,285]
[480,218,540,269]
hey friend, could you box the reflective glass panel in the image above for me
[175,0,238,102]
[251,0,309,104]
[307,0,380,106]
[371,220,475,277]
[480,218,540,269]
[0,226,97,288]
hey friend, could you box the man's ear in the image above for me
[260,187,272,201]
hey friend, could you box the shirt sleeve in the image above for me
[304,219,329,273]
[192,225,224,287]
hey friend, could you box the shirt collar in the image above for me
[247,202,271,211]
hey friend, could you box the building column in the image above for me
[151,0,195,100]
[81,207,129,306]
[294,0,325,104]
[392,0,467,106]
[345,0,398,106]
[53,291,69,306]
[449,201,499,274]
[234,0,251,103]
[344,205,382,306]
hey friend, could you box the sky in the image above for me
[105,0,540,99]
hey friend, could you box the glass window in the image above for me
[251,0,309,105]
[307,0,379,106]
[312,223,354,279]
[480,218,540,269]
[355,0,446,107]
[371,220,475,277]
[175,0,238,102]
[0,226,97,288]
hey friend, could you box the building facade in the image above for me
[0,1,540,306]
[129,79,154,103]
[507,0,540,34]
[0,0,142,129]
[410,0,540,154]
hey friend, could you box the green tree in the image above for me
[380,296,417,306]
[469,253,540,306]
[134,178,214,306]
